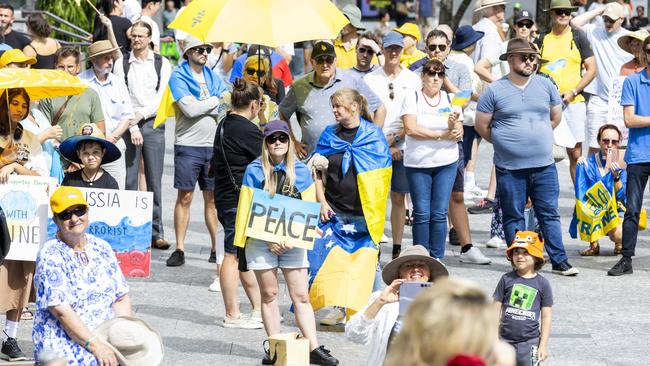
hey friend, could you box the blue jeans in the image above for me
[495,164,568,265]
[406,162,458,259]
[622,162,650,257]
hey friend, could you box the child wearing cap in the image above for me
[493,230,553,366]
[59,123,121,189]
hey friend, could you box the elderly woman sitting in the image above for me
[32,187,132,366]
[345,245,449,365]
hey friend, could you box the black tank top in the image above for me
[25,44,57,70]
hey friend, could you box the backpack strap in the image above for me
[123,53,164,92]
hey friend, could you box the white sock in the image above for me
[465,171,476,187]
[4,320,19,339]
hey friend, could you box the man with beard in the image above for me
[475,38,579,277]
[0,4,29,49]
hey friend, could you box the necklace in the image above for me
[421,89,441,108]
[81,169,99,186]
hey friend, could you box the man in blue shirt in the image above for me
[608,35,650,276]
[475,38,579,276]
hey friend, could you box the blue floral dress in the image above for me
[32,234,129,364]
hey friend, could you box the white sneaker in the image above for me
[223,313,263,329]
[380,233,390,244]
[486,236,506,248]
[208,277,221,292]
[465,184,487,199]
[459,246,492,265]
[319,307,346,326]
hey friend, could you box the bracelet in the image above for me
[84,335,97,350]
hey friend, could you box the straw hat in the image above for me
[382,245,449,285]
[474,0,507,13]
[87,40,120,59]
[617,29,650,55]
[94,316,164,366]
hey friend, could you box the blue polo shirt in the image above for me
[477,75,562,170]
[621,69,650,164]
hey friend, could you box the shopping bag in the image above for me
[263,332,310,366]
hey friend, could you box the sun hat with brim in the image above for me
[94,316,164,366]
[86,40,121,59]
[182,35,210,58]
[474,0,507,13]
[505,231,545,262]
[394,22,421,42]
[0,49,36,68]
[342,4,365,30]
[382,245,449,285]
[499,37,539,61]
[59,123,121,165]
[544,0,577,12]
[50,186,87,215]
[618,29,650,55]
[452,25,485,51]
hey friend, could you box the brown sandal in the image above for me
[614,242,622,255]
[580,242,600,256]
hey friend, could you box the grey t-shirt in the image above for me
[477,75,562,170]
[493,271,553,343]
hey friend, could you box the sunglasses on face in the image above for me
[424,70,445,78]
[518,54,538,63]
[193,46,213,54]
[602,16,617,24]
[246,68,266,77]
[601,138,619,145]
[516,21,534,29]
[266,134,289,144]
[644,48,650,54]
[427,44,447,52]
[57,206,88,221]
[315,56,335,65]
[553,9,572,16]
[357,47,375,56]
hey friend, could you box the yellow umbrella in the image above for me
[0,68,87,100]
[169,0,350,46]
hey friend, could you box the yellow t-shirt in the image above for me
[334,39,378,69]
[400,48,427,69]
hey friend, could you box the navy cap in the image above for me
[264,120,290,137]
[382,31,404,48]
[514,9,534,23]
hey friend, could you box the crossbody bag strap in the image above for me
[52,96,73,126]
[217,117,240,192]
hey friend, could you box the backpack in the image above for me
[122,53,164,92]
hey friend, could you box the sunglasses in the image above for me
[518,54,538,63]
[601,138,619,145]
[246,68,266,77]
[193,46,213,54]
[427,44,447,52]
[388,83,394,100]
[424,70,445,78]
[357,47,375,56]
[644,48,650,54]
[516,21,534,29]
[553,9,572,16]
[266,134,289,144]
[315,56,335,65]
[56,206,88,221]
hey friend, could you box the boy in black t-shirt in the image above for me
[493,230,553,366]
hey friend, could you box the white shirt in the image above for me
[363,67,421,149]
[79,69,135,133]
[400,89,461,168]
[582,24,632,99]
[139,15,161,48]
[123,0,142,23]
[113,50,172,120]
[472,17,506,79]
[448,51,481,126]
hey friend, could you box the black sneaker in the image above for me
[448,228,460,246]
[1,337,26,361]
[551,261,579,276]
[310,345,339,366]
[166,249,185,267]
[208,250,216,263]
[468,198,497,214]
[608,257,633,276]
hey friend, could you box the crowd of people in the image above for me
[0,0,648,365]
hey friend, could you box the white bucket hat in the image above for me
[94,316,164,366]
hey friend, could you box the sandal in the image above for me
[21,307,34,320]
[614,242,622,255]
[580,242,600,256]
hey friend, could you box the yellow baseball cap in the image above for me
[0,49,36,68]
[50,186,88,214]
[394,22,421,42]
[506,230,545,261]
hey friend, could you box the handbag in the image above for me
[263,333,310,366]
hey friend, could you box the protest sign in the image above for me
[2,176,55,261]
[608,77,629,145]
[47,188,154,277]
[245,188,320,250]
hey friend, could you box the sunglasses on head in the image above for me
[427,44,447,52]
[553,9,572,16]
[315,55,335,65]
[193,46,213,54]
[424,70,445,78]
[357,47,375,55]
[266,134,289,144]
[388,83,394,100]
[246,68,266,77]
[601,138,619,145]
[517,54,538,63]
[516,21,534,29]
[56,206,88,221]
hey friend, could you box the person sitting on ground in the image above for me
[59,123,121,189]
[493,231,553,366]
[345,245,449,365]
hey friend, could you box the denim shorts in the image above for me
[245,239,309,270]
[217,208,237,255]
[391,158,410,193]
[173,145,215,191]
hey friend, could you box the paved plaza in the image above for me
[4,121,650,366]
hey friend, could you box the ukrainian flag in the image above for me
[451,89,472,107]
[234,159,316,248]
[308,117,391,313]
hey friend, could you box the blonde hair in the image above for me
[384,278,499,366]
[330,88,373,123]
[261,129,297,198]
[244,55,278,96]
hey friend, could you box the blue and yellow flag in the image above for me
[234,159,316,248]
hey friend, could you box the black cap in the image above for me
[514,9,534,23]
[311,41,336,60]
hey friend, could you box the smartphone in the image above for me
[398,282,432,317]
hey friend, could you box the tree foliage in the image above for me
[36,0,95,42]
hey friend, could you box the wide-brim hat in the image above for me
[0,49,36,68]
[382,245,449,285]
[452,25,485,51]
[474,0,507,13]
[499,37,540,61]
[87,40,120,59]
[618,29,650,55]
[94,316,164,366]
[544,0,577,12]
[182,35,210,58]
[59,123,121,165]
[341,4,365,30]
